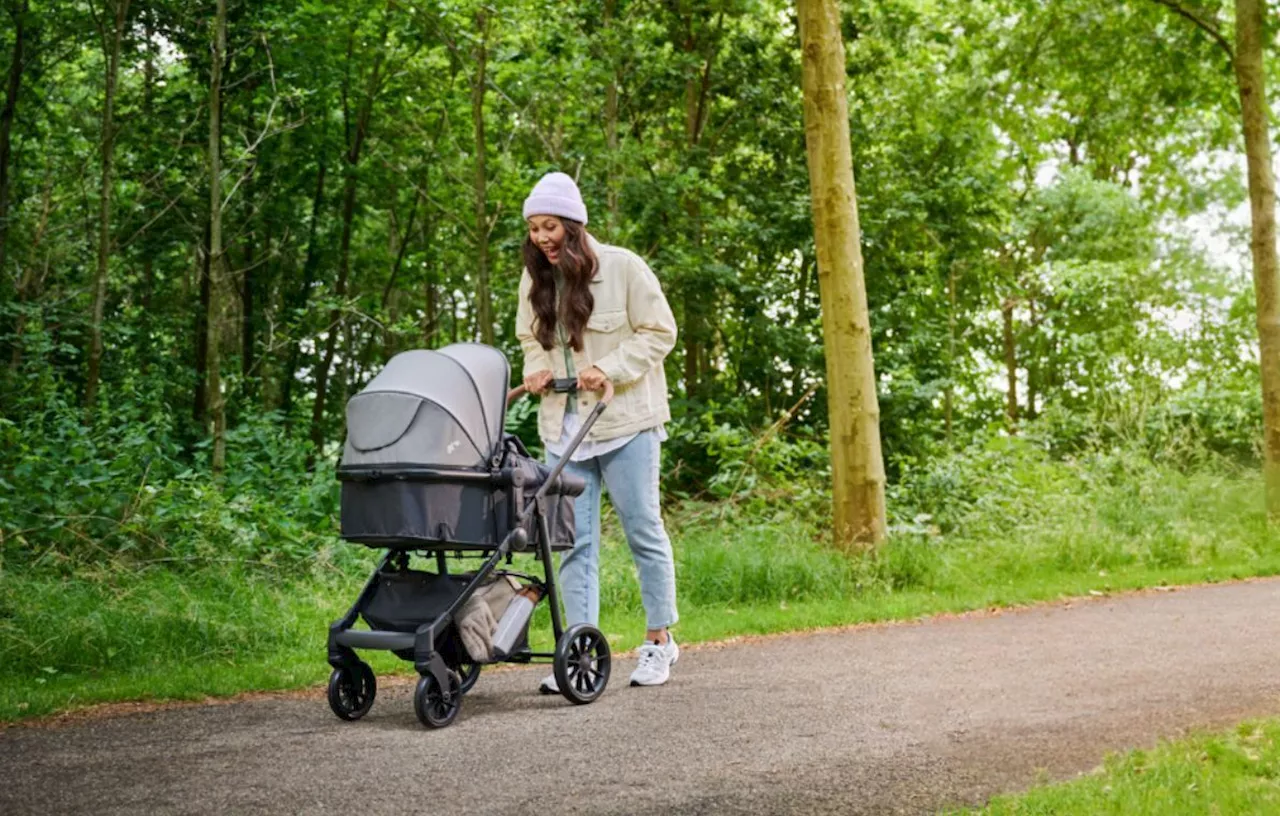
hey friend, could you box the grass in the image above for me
[3,441,1279,723]
[957,719,1280,814]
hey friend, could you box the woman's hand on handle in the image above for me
[578,366,614,405]
[578,366,608,392]
[523,369,553,395]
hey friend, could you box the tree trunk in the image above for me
[449,289,459,343]
[946,261,957,447]
[85,0,132,412]
[308,14,390,466]
[1234,0,1280,520]
[420,194,438,348]
[0,0,31,274]
[603,0,620,232]
[423,274,439,347]
[139,6,155,370]
[308,163,358,464]
[241,246,255,378]
[9,160,51,372]
[796,0,887,548]
[193,221,211,424]
[471,8,494,345]
[380,188,420,310]
[207,0,227,475]
[1002,297,1018,433]
[675,11,720,401]
[242,236,255,383]
[281,157,327,418]
[1026,297,1038,420]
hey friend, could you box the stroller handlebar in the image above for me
[506,378,614,409]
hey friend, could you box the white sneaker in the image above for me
[539,673,558,694]
[629,636,679,687]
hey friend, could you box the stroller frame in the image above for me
[326,380,613,728]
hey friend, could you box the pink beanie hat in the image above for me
[522,172,589,225]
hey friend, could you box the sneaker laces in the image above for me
[635,643,665,672]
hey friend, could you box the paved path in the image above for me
[6,580,1280,815]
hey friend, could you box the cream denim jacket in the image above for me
[516,235,677,444]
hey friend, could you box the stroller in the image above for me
[325,343,612,728]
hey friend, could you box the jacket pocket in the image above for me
[586,310,627,333]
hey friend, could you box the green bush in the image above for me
[0,393,344,571]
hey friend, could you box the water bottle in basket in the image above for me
[492,586,542,658]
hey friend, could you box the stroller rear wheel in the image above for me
[327,662,376,721]
[554,624,611,705]
[414,670,462,728]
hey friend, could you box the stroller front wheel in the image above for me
[327,662,376,721]
[414,670,462,728]
[457,662,481,694]
[554,624,611,705]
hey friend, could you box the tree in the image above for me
[0,0,31,274]
[84,0,131,412]
[308,6,393,465]
[470,5,494,345]
[207,0,228,475]
[795,0,887,547]
[1149,0,1280,517]
[1233,0,1280,519]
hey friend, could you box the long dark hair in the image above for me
[522,218,597,351]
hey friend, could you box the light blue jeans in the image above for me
[546,430,679,631]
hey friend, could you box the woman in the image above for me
[515,172,681,689]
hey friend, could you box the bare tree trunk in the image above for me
[796,0,887,548]
[0,0,31,274]
[1002,297,1018,433]
[207,0,227,475]
[85,0,132,412]
[471,8,494,345]
[308,14,390,466]
[1235,0,1280,520]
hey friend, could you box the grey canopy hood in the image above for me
[340,344,511,469]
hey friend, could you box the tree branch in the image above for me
[1150,0,1234,62]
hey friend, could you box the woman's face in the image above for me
[527,215,565,265]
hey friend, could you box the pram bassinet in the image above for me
[337,345,580,550]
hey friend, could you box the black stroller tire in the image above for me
[327,662,376,721]
[414,671,462,728]
[553,624,611,705]
[458,662,481,694]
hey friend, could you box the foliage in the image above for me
[0,0,1266,517]
[0,390,343,570]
